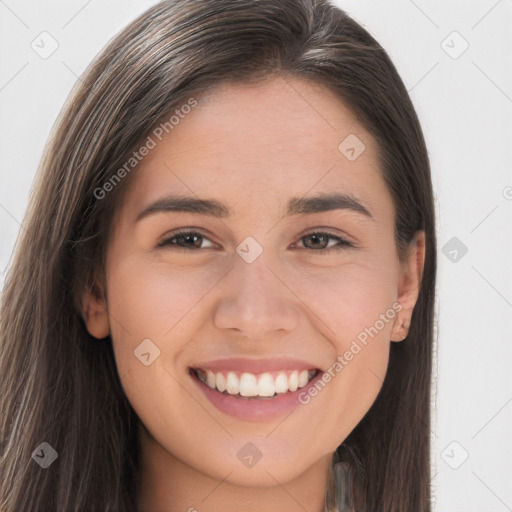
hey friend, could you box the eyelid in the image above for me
[290,231,355,254]
[156,228,218,249]
[157,226,355,253]
[295,225,356,245]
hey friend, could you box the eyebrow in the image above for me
[135,192,374,222]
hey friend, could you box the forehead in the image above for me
[116,76,392,225]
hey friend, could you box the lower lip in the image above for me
[190,370,322,421]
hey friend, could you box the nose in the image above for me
[213,252,300,340]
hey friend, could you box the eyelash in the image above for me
[156,229,354,255]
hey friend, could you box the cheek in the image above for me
[294,260,398,344]
[103,252,227,414]
[102,256,218,450]
[106,253,223,346]
[293,262,396,427]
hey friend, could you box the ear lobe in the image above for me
[390,230,426,343]
[81,282,110,339]
[390,317,410,342]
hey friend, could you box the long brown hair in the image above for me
[0,0,436,510]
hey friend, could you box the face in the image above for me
[83,76,424,492]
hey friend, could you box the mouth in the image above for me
[190,367,321,400]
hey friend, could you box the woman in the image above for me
[0,0,437,510]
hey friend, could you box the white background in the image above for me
[0,1,511,511]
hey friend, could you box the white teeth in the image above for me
[226,372,239,394]
[239,373,258,397]
[288,370,298,392]
[196,368,317,398]
[206,370,216,388]
[274,372,288,393]
[257,372,275,397]
[298,369,309,388]
[216,372,226,393]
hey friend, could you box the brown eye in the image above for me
[157,230,215,251]
[296,231,354,254]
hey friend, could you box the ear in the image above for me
[390,230,426,342]
[81,281,110,339]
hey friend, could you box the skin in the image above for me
[82,76,425,512]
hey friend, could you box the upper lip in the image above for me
[190,357,321,374]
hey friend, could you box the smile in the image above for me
[191,368,320,400]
